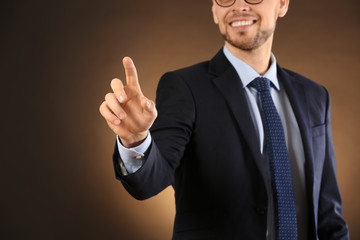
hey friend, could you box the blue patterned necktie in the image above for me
[251,77,298,240]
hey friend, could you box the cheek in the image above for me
[217,20,228,34]
[261,12,278,29]
[212,6,219,24]
[213,7,228,25]
[213,14,219,24]
[214,12,223,25]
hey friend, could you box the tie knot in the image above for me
[251,77,270,92]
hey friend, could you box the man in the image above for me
[99,0,349,239]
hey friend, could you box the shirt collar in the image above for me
[223,45,279,91]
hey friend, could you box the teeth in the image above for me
[231,20,253,27]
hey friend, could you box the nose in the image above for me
[231,0,251,11]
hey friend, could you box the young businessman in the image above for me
[99,0,349,239]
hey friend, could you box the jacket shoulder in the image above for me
[281,68,325,91]
[157,61,213,92]
[169,61,212,78]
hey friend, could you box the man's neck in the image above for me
[225,38,273,76]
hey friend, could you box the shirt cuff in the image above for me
[116,133,152,175]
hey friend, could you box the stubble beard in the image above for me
[221,26,274,51]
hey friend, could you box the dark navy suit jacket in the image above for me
[113,50,349,239]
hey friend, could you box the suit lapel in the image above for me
[277,66,315,199]
[209,50,270,183]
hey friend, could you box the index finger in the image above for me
[123,57,142,92]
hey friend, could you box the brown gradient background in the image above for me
[1,0,359,239]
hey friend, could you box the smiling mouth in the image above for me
[231,20,256,27]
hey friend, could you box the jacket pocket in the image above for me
[312,124,325,138]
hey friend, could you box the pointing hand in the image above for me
[99,57,157,148]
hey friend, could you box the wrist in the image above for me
[120,132,148,148]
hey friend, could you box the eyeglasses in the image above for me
[215,0,264,7]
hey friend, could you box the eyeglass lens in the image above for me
[215,0,263,7]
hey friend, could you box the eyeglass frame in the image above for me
[215,0,264,7]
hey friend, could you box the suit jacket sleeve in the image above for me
[112,71,195,200]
